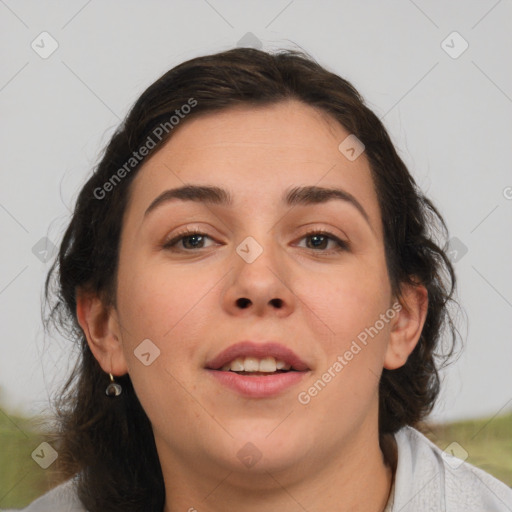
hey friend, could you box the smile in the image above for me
[205,341,311,397]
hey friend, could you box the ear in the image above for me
[76,289,129,376]
[384,282,428,370]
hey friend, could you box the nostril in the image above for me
[236,298,251,308]
[270,298,283,308]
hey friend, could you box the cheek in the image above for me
[114,258,228,445]
[295,251,392,407]
[115,256,216,374]
[296,272,392,425]
[113,262,213,430]
[300,253,391,342]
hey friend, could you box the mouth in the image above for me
[205,341,310,373]
[205,341,310,398]
[220,355,297,375]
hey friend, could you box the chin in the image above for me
[217,426,310,474]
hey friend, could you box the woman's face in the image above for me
[111,100,398,476]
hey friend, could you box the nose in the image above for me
[222,236,296,318]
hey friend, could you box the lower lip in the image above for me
[206,369,309,398]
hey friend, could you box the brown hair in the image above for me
[45,47,458,511]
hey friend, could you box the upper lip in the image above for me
[205,341,310,371]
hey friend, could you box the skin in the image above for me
[77,100,428,512]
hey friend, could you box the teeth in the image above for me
[220,356,292,372]
[244,357,260,372]
[276,360,288,370]
[259,357,277,372]
[229,358,244,371]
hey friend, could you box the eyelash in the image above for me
[300,229,349,253]
[162,228,349,254]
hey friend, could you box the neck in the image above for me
[160,425,395,512]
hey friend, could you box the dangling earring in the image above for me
[105,373,122,397]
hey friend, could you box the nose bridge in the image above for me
[234,228,282,284]
[223,224,295,315]
[232,206,279,267]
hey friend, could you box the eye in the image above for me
[296,230,349,253]
[162,229,218,251]
[161,228,348,253]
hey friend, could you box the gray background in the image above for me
[0,0,511,423]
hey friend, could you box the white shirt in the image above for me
[4,426,512,511]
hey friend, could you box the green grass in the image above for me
[0,408,61,510]
[424,412,512,486]
[1,408,510,509]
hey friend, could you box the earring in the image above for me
[105,373,122,397]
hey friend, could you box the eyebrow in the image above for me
[144,184,371,227]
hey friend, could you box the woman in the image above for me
[12,47,512,511]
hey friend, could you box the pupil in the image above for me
[309,235,326,249]
[184,235,203,249]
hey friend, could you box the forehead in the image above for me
[126,100,381,229]
[146,100,354,170]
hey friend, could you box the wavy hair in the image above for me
[45,47,459,511]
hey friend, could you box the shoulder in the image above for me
[391,426,512,512]
[1,478,87,512]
